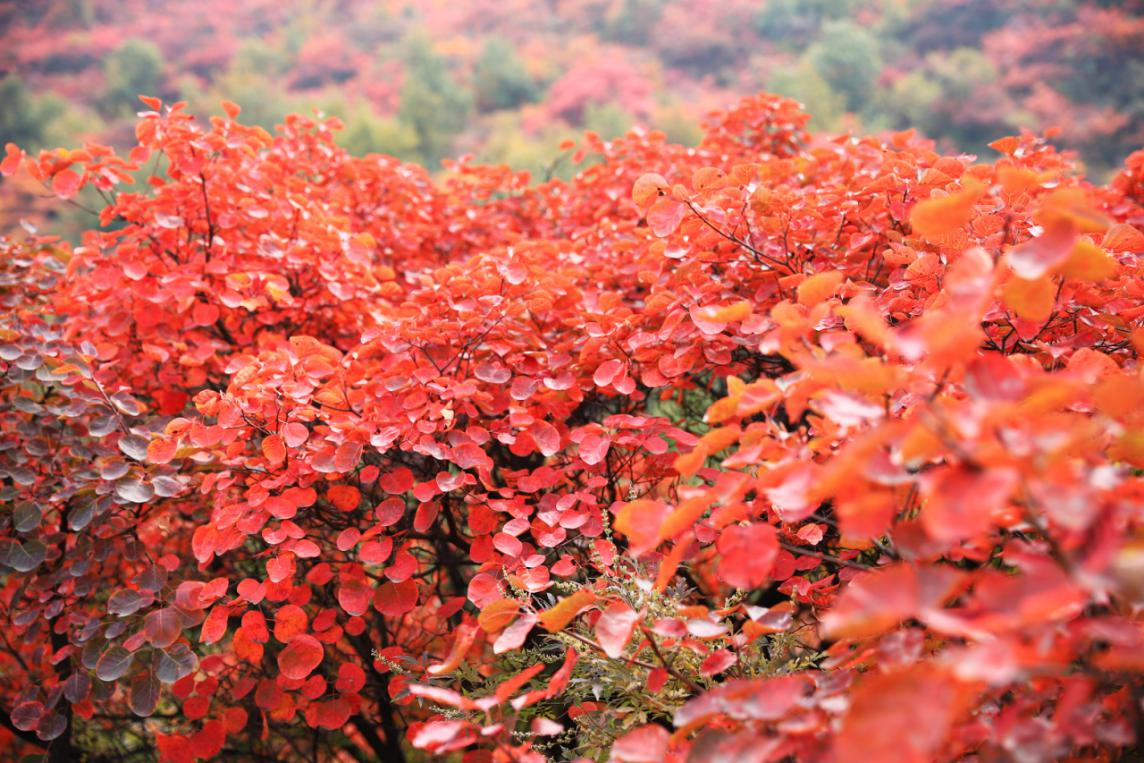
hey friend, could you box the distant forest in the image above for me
[2,0,1141,178]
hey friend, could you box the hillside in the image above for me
[2,0,1141,181]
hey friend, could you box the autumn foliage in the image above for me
[1,92,1144,763]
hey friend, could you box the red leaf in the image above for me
[716,523,778,589]
[335,663,366,694]
[308,698,352,730]
[595,600,639,658]
[493,611,537,654]
[266,554,295,583]
[493,532,523,557]
[273,604,308,643]
[338,577,372,616]
[646,196,686,237]
[836,666,972,763]
[373,579,418,617]
[593,359,623,388]
[51,168,83,199]
[183,695,210,721]
[144,607,182,649]
[411,720,474,752]
[277,634,324,680]
[467,573,502,608]
[529,420,561,457]
[427,623,478,676]
[611,724,669,763]
[282,422,309,448]
[408,684,478,710]
[699,649,737,676]
[922,466,1018,544]
[200,605,229,645]
[578,433,611,465]
[819,564,919,641]
[1,143,22,176]
[327,484,360,512]
[1007,220,1078,280]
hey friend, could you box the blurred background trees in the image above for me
[0,0,1140,185]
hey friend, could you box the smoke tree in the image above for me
[1,93,1143,762]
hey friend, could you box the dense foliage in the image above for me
[1,90,1143,763]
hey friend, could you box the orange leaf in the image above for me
[494,662,546,703]
[1001,274,1056,322]
[698,425,740,454]
[796,270,844,306]
[1057,239,1118,282]
[1034,187,1107,233]
[909,181,982,239]
[427,623,478,676]
[691,166,725,190]
[632,173,667,208]
[837,294,888,347]
[673,445,708,478]
[1103,223,1144,252]
[261,434,286,465]
[327,485,360,512]
[1008,219,1078,280]
[538,590,597,633]
[147,438,178,465]
[655,539,690,593]
[695,301,751,324]
[659,496,711,542]
[478,599,520,634]
[988,136,1020,155]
